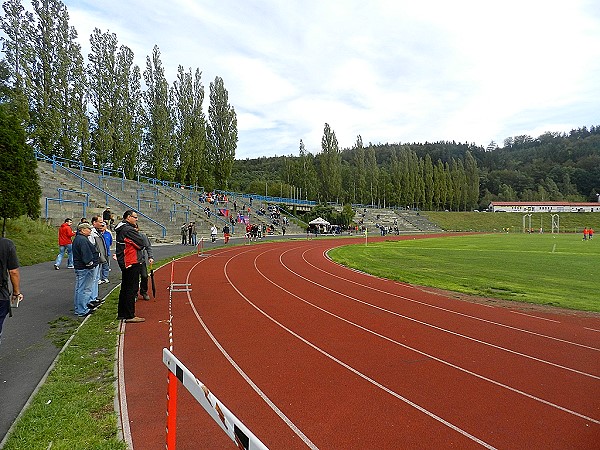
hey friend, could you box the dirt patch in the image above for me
[413,285,600,318]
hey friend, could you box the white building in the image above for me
[489,201,600,213]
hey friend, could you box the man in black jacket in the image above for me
[115,210,146,323]
[72,223,98,317]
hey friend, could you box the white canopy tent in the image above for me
[309,217,330,226]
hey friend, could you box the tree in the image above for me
[0,0,33,122]
[0,60,41,234]
[352,136,366,204]
[207,76,237,189]
[173,66,206,186]
[464,150,479,210]
[143,45,174,179]
[26,0,85,157]
[365,146,378,206]
[319,123,342,201]
[298,140,318,200]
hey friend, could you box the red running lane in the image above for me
[122,235,600,449]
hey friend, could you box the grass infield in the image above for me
[328,233,600,312]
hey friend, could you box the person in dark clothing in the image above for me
[0,237,21,344]
[72,223,98,317]
[115,210,146,323]
[136,224,154,301]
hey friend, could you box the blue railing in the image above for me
[37,154,167,237]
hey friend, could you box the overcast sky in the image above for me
[62,0,600,159]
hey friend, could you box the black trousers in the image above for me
[118,264,141,320]
[139,262,148,295]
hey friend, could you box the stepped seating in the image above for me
[37,161,306,242]
[353,207,444,233]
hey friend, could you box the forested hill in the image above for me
[231,125,600,210]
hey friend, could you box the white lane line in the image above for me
[312,248,600,352]
[117,321,134,449]
[184,252,320,450]
[510,311,561,322]
[249,247,600,426]
[222,250,498,449]
[276,248,599,380]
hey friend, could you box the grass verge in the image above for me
[329,233,600,312]
[1,255,191,450]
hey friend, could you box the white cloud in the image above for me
[61,0,600,158]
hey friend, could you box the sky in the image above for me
[62,0,600,159]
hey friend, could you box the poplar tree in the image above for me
[353,136,366,204]
[0,60,41,233]
[189,69,208,188]
[87,28,117,166]
[319,123,342,201]
[464,150,479,210]
[298,140,318,200]
[143,45,174,180]
[0,0,33,121]
[173,66,206,186]
[365,146,378,206]
[423,153,434,210]
[115,46,143,178]
[27,0,85,157]
[207,76,237,189]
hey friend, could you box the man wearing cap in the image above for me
[72,222,99,317]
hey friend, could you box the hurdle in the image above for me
[197,237,208,257]
[163,349,269,450]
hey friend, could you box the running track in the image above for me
[121,234,600,449]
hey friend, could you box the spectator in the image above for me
[100,222,112,283]
[72,223,98,317]
[54,218,76,270]
[210,224,218,242]
[0,236,22,344]
[135,223,154,301]
[115,210,146,323]
[90,216,108,305]
[181,222,188,245]
[223,224,230,243]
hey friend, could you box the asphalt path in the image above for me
[0,232,303,443]
[0,241,208,442]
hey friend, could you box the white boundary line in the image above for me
[117,319,133,449]
[183,254,319,450]
[222,248,497,449]
[316,247,600,352]
[163,349,269,450]
[250,247,600,425]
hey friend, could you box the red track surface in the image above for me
[122,235,600,449]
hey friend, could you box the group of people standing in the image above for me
[54,210,153,323]
[180,221,197,246]
[583,227,594,240]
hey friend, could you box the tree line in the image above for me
[231,125,600,211]
[0,0,237,190]
[2,1,598,214]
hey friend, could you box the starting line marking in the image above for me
[162,348,269,450]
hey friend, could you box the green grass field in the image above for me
[329,233,600,312]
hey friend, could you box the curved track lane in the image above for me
[121,235,600,449]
